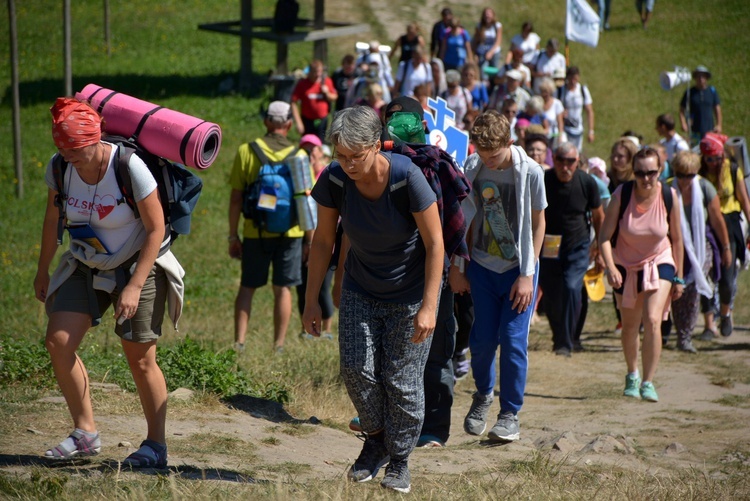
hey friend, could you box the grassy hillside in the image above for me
[2,0,748,341]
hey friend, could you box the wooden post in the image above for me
[239,0,253,92]
[8,0,23,198]
[63,0,72,95]
[313,0,326,63]
[104,0,111,57]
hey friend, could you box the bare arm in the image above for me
[585,103,595,143]
[303,204,340,336]
[291,101,305,135]
[591,205,606,269]
[668,187,684,299]
[735,171,750,225]
[511,208,544,314]
[116,189,165,321]
[34,189,61,302]
[228,188,243,259]
[412,202,444,343]
[488,26,502,60]
[679,105,688,132]
[599,191,623,289]
[714,104,722,133]
[707,194,732,268]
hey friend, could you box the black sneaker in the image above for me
[348,433,390,482]
[720,315,733,337]
[380,456,411,493]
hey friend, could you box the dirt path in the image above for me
[3,324,748,485]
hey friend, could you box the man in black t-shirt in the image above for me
[331,54,362,112]
[539,143,604,356]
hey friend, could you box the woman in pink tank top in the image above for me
[598,148,684,403]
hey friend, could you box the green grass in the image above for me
[2,0,750,498]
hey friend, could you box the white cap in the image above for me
[505,69,523,81]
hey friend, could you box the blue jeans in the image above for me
[539,240,591,352]
[467,261,538,415]
[598,0,612,28]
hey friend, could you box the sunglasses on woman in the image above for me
[633,169,659,178]
[675,172,696,179]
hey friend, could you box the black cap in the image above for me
[384,96,424,122]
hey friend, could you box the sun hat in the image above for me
[692,65,711,79]
[584,268,606,302]
[505,69,523,81]
[266,101,291,120]
[300,134,322,148]
[552,67,566,80]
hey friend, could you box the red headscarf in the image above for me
[700,132,728,157]
[50,97,102,149]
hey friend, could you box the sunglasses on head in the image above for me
[633,169,659,178]
[676,172,696,179]
[555,156,577,166]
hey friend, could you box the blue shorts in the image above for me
[613,263,675,295]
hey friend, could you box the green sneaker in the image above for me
[623,374,641,398]
[640,382,659,402]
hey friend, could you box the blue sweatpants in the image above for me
[467,261,538,415]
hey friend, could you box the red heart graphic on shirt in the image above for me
[94,194,117,220]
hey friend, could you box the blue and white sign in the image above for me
[423,97,470,167]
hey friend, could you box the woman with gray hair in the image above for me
[303,106,443,493]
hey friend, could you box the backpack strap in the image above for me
[52,153,68,245]
[249,140,272,167]
[112,143,139,217]
[611,180,634,248]
[386,152,413,220]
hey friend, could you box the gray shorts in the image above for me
[241,237,302,288]
[50,262,167,343]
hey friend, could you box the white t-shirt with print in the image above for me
[510,32,541,64]
[46,142,157,254]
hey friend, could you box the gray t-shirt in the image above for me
[471,163,546,274]
[312,152,437,302]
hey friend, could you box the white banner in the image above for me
[566,0,600,48]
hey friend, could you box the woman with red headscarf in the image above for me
[34,97,177,468]
[698,133,750,338]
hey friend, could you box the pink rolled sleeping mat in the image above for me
[75,83,221,169]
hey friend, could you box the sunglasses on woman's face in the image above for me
[633,169,659,179]
[676,172,696,179]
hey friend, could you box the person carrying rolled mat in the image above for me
[36,97,183,468]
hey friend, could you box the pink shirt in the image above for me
[613,183,675,309]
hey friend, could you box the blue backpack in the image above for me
[242,141,299,234]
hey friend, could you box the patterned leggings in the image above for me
[339,289,432,459]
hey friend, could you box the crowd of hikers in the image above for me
[36,3,742,495]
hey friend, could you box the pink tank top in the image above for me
[613,183,675,309]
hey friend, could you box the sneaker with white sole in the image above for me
[640,381,659,402]
[464,392,493,435]
[380,456,411,493]
[623,373,641,398]
[348,433,390,482]
[488,412,520,442]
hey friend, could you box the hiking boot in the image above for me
[464,392,493,436]
[677,336,698,354]
[488,412,520,443]
[348,433,390,482]
[45,430,101,460]
[719,315,733,337]
[380,456,411,493]
[623,373,641,398]
[640,381,659,402]
[698,328,716,341]
[453,349,470,381]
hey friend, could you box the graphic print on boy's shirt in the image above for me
[473,166,518,262]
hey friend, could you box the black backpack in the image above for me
[52,134,203,253]
[611,180,673,248]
